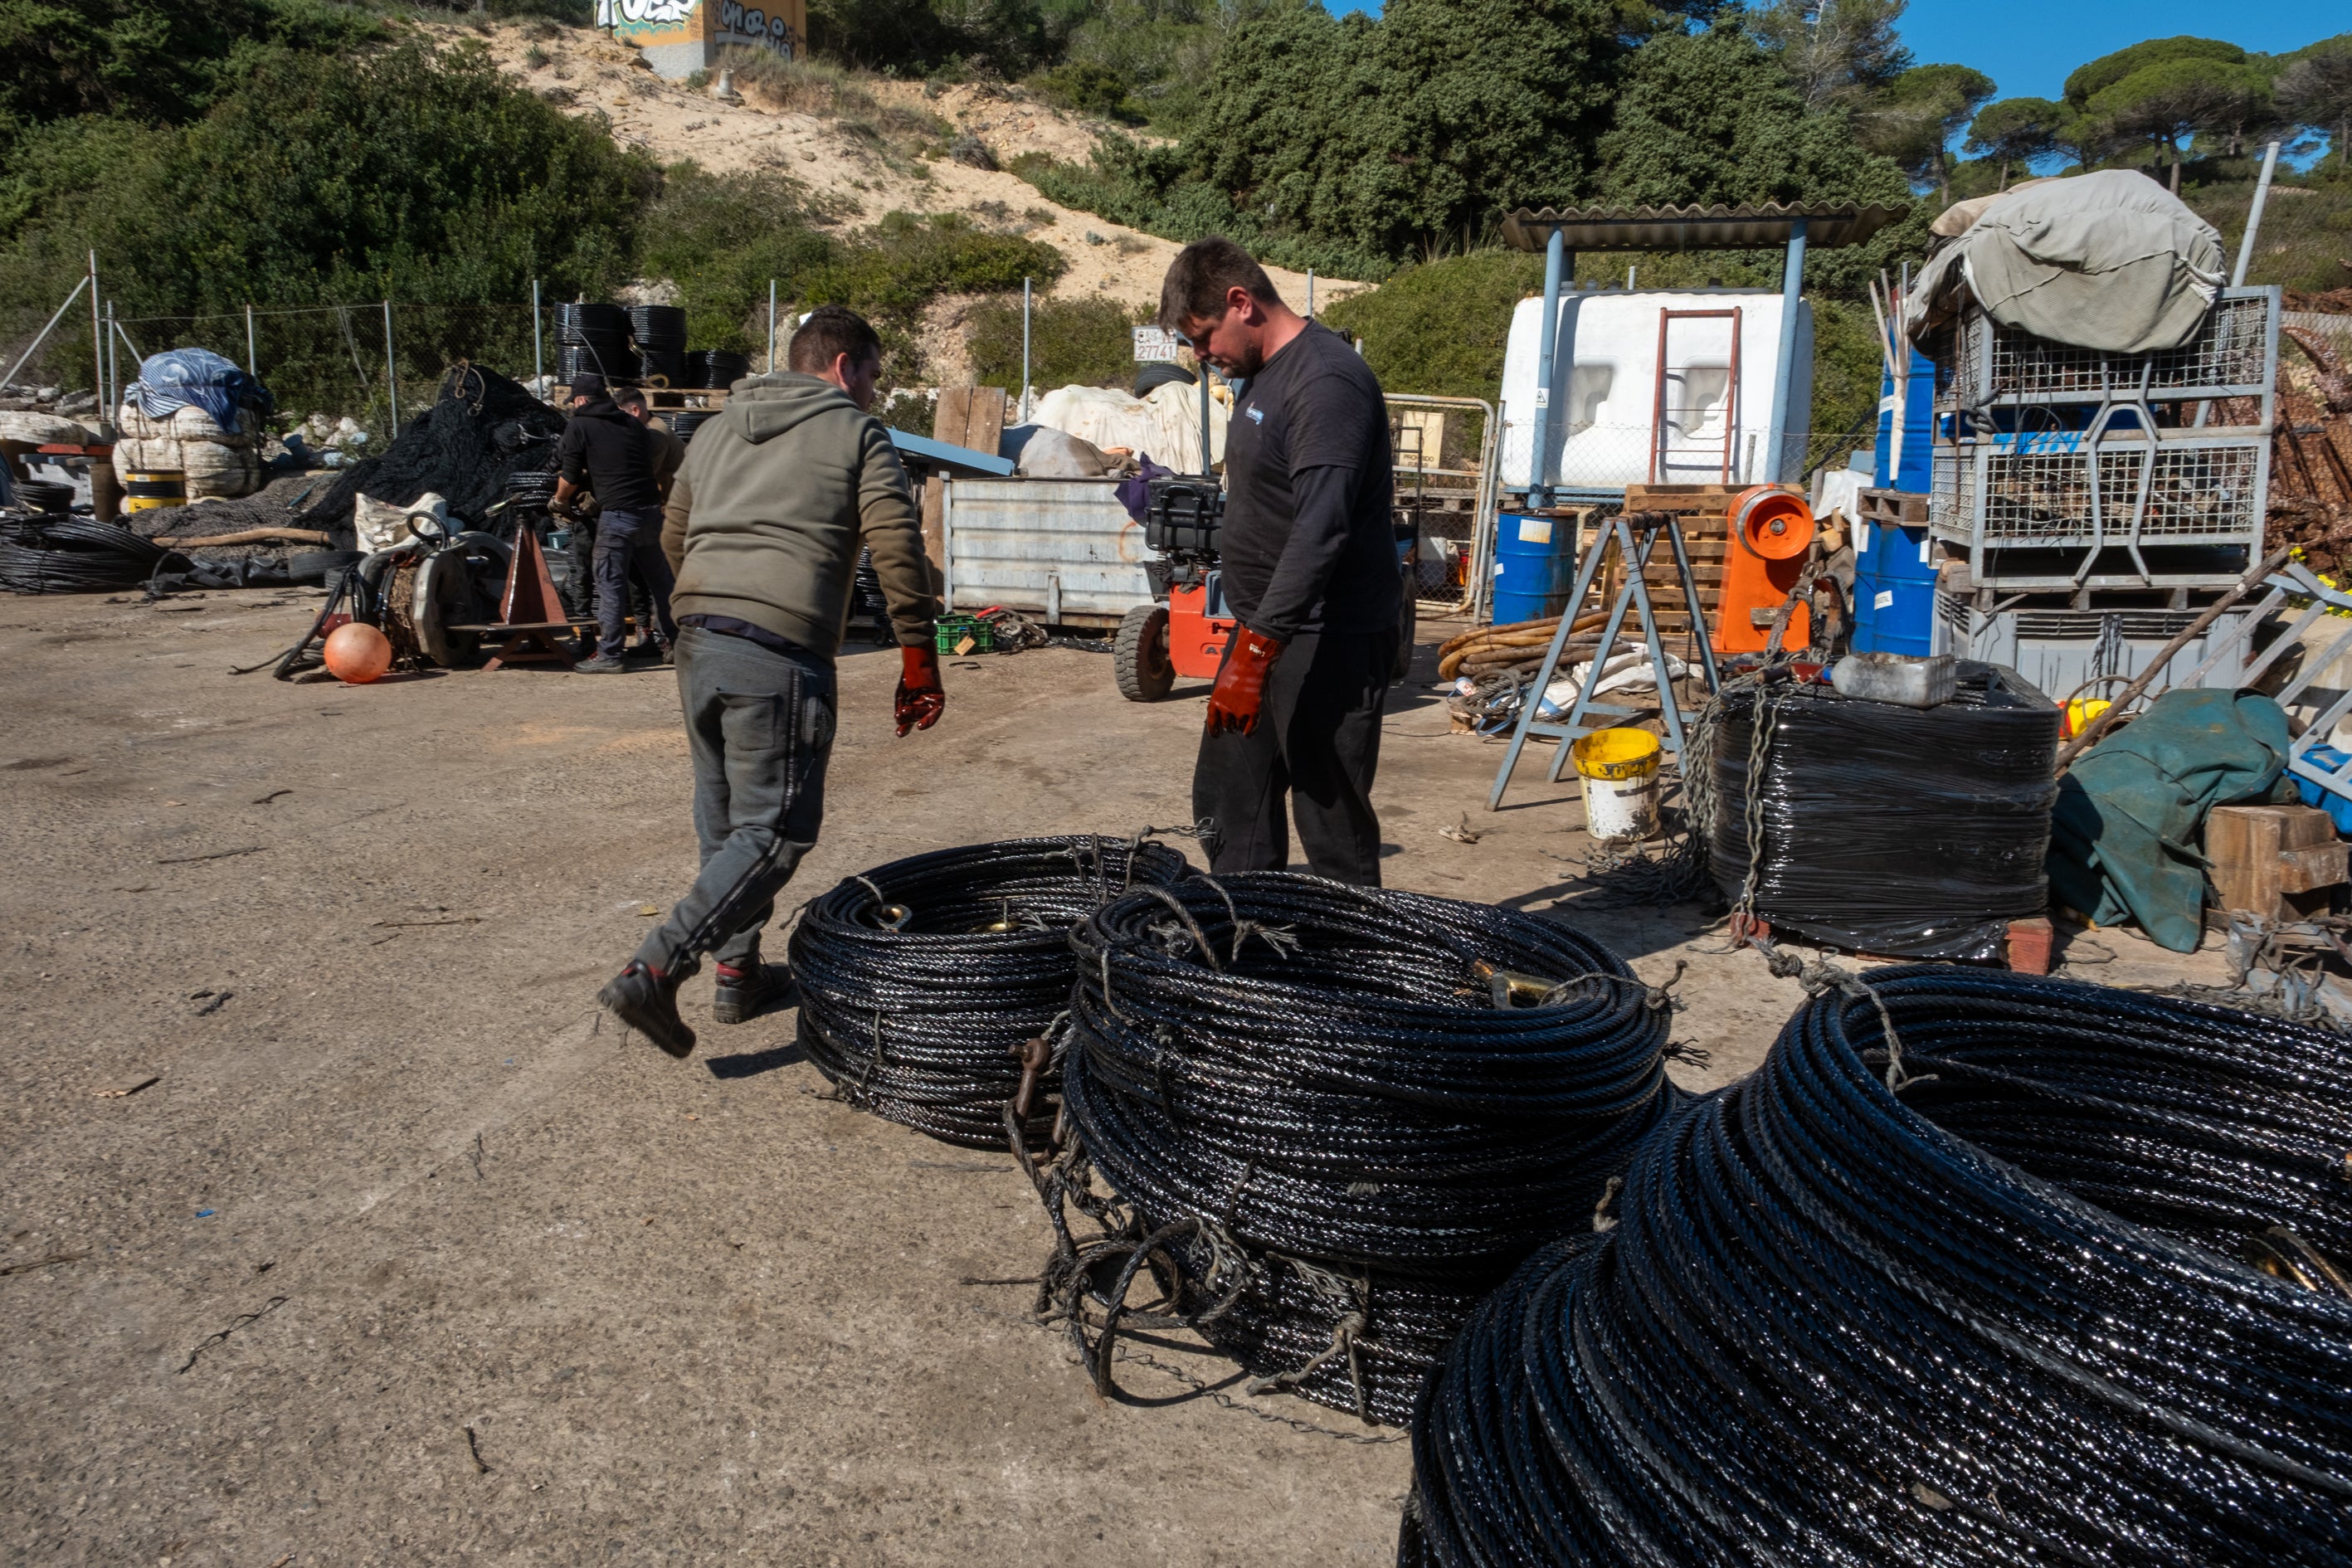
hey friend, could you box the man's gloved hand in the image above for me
[895,643,946,738]
[1205,628,1284,737]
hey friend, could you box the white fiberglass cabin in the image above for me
[1497,289,1812,491]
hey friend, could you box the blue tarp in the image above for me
[2047,689,2296,952]
[129,348,273,433]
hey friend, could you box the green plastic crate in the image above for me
[935,615,994,655]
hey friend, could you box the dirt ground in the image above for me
[0,592,2220,1566]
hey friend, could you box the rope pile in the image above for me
[1436,613,1605,681]
[0,514,175,593]
[1041,874,1677,1427]
[790,836,1190,1148]
[1405,964,2352,1566]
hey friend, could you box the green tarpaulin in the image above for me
[2048,689,2294,952]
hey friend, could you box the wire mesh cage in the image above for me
[1939,288,2277,411]
[1936,436,2267,548]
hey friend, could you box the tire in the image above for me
[1114,602,1175,702]
[289,548,364,586]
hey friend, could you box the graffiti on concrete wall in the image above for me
[713,0,798,53]
[614,0,694,19]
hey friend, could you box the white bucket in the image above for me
[1581,772,1659,840]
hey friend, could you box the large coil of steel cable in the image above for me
[0,514,173,593]
[1049,874,1678,1427]
[1403,963,2352,1568]
[789,836,1191,1149]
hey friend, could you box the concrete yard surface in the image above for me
[0,592,2222,1566]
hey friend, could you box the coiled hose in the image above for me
[789,836,1190,1148]
[1043,874,1678,1427]
[1405,964,2352,1567]
[0,515,175,594]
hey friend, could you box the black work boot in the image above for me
[711,959,798,1025]
[598,959,699,1058]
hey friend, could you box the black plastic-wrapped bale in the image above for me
[789,837,1190,1148]
[1709,665,2059,958]
[1056,874,1677,1426]
[1404,966,2352,1568]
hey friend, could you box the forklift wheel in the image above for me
[1114,602,1176,702]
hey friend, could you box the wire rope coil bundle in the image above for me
[1707,663,2060,959]
[789,836,1191,1148]
[0,514,175,594]
[1403,964,2352,1568]
[1043,874,1678,1427]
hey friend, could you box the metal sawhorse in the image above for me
[1488,511,1722,809]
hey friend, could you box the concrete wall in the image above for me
[597,0,806,80]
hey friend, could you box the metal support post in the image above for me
[382,300,399,430]
[88,252,105,409]
[1763,219,1808,483]
[767,280,777,370]
[106,302,119,415]
[1199,363,1212,473]
[1307,269,1315,319]
[245,304,257,377]
[1021,275,1032,419]
[1528,228,1570,509]
[2233,142,2281,288]
[532,279,543,387]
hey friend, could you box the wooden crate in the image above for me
[2207,804,2347,921]
[1587,485,1735,639]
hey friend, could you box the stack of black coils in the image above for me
[628,304,688,387]
[0,514,173,593]
[689,350,751,389]
[790,836,1191,1148]
[1057,874,1676,1427]
[556,303,635,385]
[1405,965,2352,1566]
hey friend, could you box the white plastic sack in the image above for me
[354,490,450,551]
[1030,378,1230,471]
[1014,427,1118,477]
[1536,645,1691,719]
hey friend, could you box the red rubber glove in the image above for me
[895,643,945,737]
[1205,628,1284,737]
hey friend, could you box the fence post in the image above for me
[106,301,119,416]
[245,304,257,378]
[532,279,544,388]
[382,299,399,430]
[1020,276,1031,419]
[767,280,777,371]
[87,251,104,407]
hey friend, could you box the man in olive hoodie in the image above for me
[597,306,945,1057]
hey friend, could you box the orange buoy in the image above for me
[324,621,393,684]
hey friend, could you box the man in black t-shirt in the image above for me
[555,373,676,672]
[1159,236,1399,884]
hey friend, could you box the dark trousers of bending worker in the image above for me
[592,508,678,661]
[1193,626,1395,885]
[631,624,833,972]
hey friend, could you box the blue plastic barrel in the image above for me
[1492,512,1575,625]
[1852,573,1936,657]
[1854,520,1936,584]
[1874,348,1935,492]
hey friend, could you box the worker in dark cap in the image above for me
[1157,236,1399,885]
[554,371,675,672]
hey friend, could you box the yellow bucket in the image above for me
[2064,697,2111,740]
[1570,728,1662,841]
[1570,728,1663,782]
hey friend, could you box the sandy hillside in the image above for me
[435,20,1351,319]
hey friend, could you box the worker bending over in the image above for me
[598,306,945,1056]
[554,372,676,673]
[1159,237,1400,884]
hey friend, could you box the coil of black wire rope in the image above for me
[1403,962,2352,1567]
[1037,873,1679,1428]
[788,835,1191,1149]
[0,514,174,594]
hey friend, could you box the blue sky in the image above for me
[1324,2,2345,103]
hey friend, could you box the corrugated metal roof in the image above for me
[1501,202,1908,252]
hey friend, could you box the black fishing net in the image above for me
[295,364,564,547]
[1708,665,2061,959]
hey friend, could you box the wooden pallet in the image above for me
[1592,485,1737,639]
[1858,487,1930,524]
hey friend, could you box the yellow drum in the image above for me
[123,471,186,514]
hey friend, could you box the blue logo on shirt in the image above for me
[1245,407,1264,424]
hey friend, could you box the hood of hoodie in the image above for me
[731,372,861,444]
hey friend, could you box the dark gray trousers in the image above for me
[1191,627,1394,885]
[634,626,835,971]
[592,508,677,660]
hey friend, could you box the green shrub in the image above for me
[965,294,1147,392]
[1320,251,1544,404]
[1028,61,1142,124]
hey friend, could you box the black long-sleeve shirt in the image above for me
[1215,321,1398,643]
[557,398,664,514]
